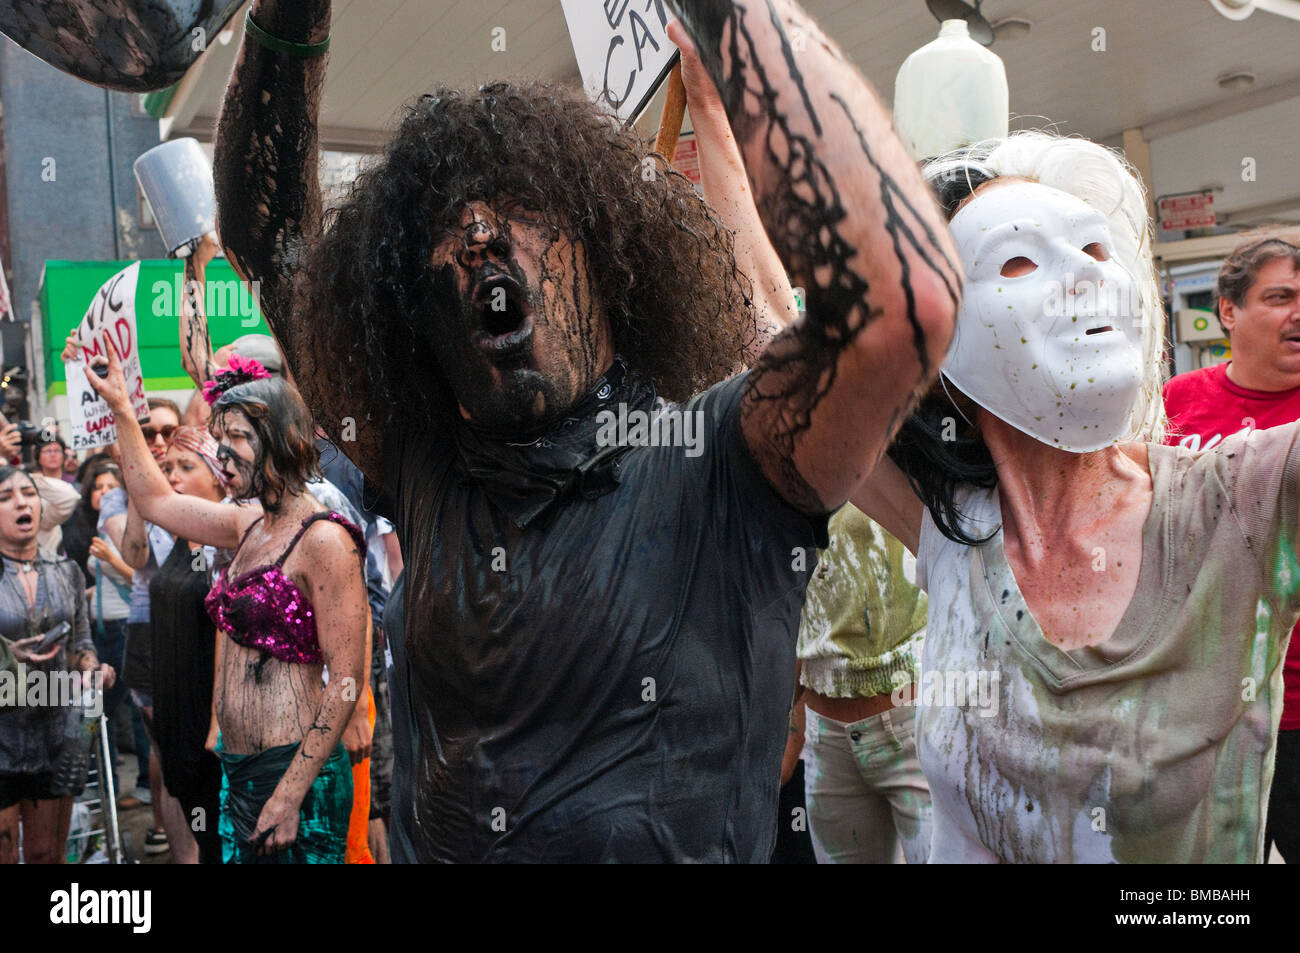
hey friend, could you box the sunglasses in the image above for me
[142,424,178,443]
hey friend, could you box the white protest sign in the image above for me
[65,261,150,451]
[561,0,678,123]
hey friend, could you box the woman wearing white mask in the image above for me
[854,131,1297,863]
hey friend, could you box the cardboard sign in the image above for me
[562,0,678,123]
[65,262,150,451]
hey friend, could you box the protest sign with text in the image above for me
[561,0,677,123]
[64,261,149,451]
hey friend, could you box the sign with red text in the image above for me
[1158,191,1216,232]
[562,0,677,123]
[671,130,700,186]
[65,262,149,451]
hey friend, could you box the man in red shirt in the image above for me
[1163,234,1300,861]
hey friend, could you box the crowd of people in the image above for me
[0,0,1296,864]
[0,306,395,863]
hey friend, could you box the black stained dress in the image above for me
[149,539,222,863]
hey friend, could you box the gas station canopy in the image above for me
[147,0,1300,252]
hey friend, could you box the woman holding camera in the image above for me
[0,465,115,863]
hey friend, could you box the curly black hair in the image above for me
[297,81,759,438]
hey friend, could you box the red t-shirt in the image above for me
[1164,362,1300,730]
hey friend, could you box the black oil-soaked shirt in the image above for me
[384,369,827,862]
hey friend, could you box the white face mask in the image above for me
[943,180,1145,452]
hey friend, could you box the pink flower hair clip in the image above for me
[203,354,273,405]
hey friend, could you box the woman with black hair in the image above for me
[62,458,123,581]
[0,465,114,863]
[77,339,369,864]
[63,459,114,596]
[853,131,1297,863]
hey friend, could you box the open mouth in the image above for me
[15,513,33,529]
[472,274,534,363]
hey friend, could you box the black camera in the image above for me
[15,421,50,446]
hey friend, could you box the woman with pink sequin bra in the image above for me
[74,337,369,864]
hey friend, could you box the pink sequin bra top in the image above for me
[204,511,365,665]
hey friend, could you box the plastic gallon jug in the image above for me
[893,19,1009,162]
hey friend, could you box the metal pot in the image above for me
[133,138,215,256]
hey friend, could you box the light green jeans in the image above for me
[802,705,933,863]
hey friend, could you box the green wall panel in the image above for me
[40,259,268,399]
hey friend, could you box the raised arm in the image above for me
[849,456,926,556]
[667,5,960,514]
[675,29,796,365]
[32,473,78,533]
[178,232,221,389]
[77,338,251,552]
[213,0,382,481]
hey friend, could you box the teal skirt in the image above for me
[216,735,352,864]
